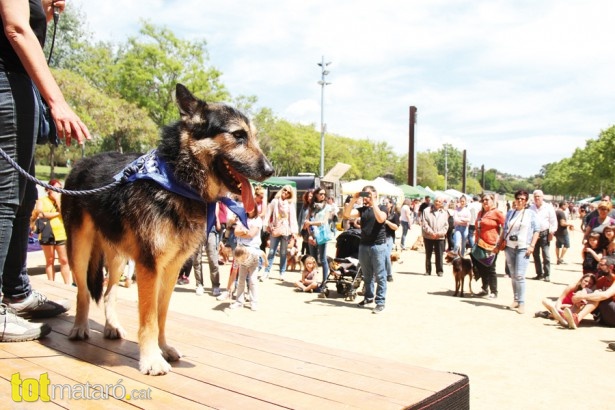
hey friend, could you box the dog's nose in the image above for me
[261,157,274,178]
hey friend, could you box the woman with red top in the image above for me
[472,193,506,299]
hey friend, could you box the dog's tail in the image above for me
[87,249,105,303]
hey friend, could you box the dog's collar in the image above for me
[114,150,248,233]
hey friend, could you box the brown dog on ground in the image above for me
[445,251,473,297]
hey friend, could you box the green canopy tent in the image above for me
[398,184,423,199]
[414,185,434,198]
[253,177,296,189]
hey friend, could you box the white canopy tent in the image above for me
[444,188,466,199]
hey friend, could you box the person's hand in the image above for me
[43,0,66,21]
[50,102,91,147]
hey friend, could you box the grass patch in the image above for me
[36,165,70,182]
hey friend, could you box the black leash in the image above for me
[0,147,133,196]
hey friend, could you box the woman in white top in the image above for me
[263,185,298,280]
[503,190,540,315]
[453,195,471,256]
[399,199,413,250]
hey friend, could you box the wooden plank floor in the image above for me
[1,276,469,409]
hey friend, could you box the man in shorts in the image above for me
[554,201,574,264]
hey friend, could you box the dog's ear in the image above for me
[175,83,205,119]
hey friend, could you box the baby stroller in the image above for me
[321,228,363,300]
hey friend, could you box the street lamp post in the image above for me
[317,56,331,178]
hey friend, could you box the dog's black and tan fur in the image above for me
[445,250,473,297]
[62,84,273,375]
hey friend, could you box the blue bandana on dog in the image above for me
[113,149,248,234]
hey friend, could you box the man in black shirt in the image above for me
[343,186,388,313]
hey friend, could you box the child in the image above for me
[217,214,240,301]
[582,232,602,274]
[229,208,264,311]
[294,256,319,292]
[542,273,596,326]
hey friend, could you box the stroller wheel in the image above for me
[324,288,330,297]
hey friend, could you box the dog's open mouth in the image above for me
[222,159,255,213]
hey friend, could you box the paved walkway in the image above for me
[27,219,614,409]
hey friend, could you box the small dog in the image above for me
[62,84,273,375]
[411,235,424,251]
[445,250,473,297]
[286,248,301,271]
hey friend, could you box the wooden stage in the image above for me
[1,276,469,409]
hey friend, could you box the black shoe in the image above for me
[532,276,544,280]
[436,272,443,277]
[358,298,374,308]
[424,272,431,276]
[476,289,488,297]
[543,276,550,282]
[608,342,615,351]
[387,276,393,282]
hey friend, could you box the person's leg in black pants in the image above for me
[435,239,445,276]
[424,237,434,275]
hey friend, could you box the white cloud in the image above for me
[74,0,615,178]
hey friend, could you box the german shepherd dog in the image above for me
[445,250,473,297]
[62,84,274,375]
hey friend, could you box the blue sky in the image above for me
[75,0,615,178]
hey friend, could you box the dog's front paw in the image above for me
[139,353,172,376]
[103,323,126,339]
[161,344,182,362]
[68,325,90,340]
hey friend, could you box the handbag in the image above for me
[35,217,54,243]
[33,86,59,146]
[314,224,333,245]
[471,241,496,267]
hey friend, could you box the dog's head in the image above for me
[445,250,460,265]
[170,84,274,212]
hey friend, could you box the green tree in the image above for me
[417,152,440,188]
[36,69,158,166]
[432,144,465,188]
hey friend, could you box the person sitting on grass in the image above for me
[542,273,596,326]
[294,256,319,293]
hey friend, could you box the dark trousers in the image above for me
[424,238,445,274]
[471,253,499,295]
[0,72,37,299]
[533,231,551,278]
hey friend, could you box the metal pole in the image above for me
[317,56,331,178]
[408,106,417,186]
[444,145,448,191]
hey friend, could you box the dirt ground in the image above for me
[28,218,614,409]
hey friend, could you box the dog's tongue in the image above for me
[239,175,255,213]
